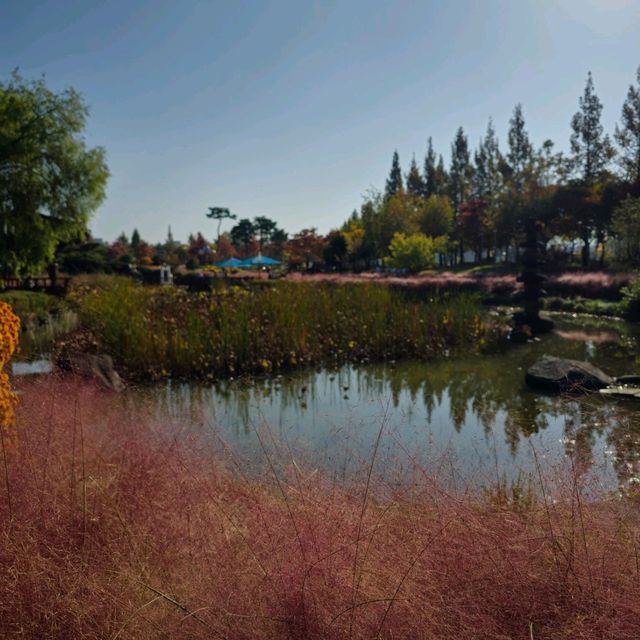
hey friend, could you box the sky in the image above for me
[1,0,639,243]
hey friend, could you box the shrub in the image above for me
[385,233,447,273]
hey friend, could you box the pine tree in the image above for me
[507,104,533,191]
[384,151,404,199]
[614,65,640,183]
[449,127,472,209]
[570,72,613,183]
[405,155,425,197]
[423,137,438,197]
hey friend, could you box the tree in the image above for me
[131,228,141,252]
[206,206,237,240]
[614,65,640,183]
[253,216,278,250]
[506,104,533,192]
[569,72,615,266]
[0,71,109,275]
[474,118,502,200]
[570,72,613,183]
[287,228,325,269]
[418,195,454,239]
[323,230,348,269]
[230,218,256,255]
[611,196,640,265]
[384,150,403,199]
[449,127,472,209]
[385,232,445,272]
[405,155,424,197]
[423,137,438,198]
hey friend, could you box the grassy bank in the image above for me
[1,378,639,639]
[70,277,493,379]
[0,291,77,358]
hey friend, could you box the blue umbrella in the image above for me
[216,257,244,268]
[240,254,281,267]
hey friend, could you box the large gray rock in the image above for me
[525,355,613,392]
[62,353,125,392]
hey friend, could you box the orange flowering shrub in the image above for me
[0,301,20,427]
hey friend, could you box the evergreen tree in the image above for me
[423,137,438,197]
[449,127,472,209]
[614,65,640,183]
[570,72,613,183]
[507,104,533,191]
[434,155,448,196]
[405,155,425,197]
[384,150,404,199]
[131,228,141,251]
[474,118,502,200]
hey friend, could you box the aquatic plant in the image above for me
[1,377,639,639]
[72,278,492,379]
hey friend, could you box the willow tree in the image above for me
[0,72,109,276]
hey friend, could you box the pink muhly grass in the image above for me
[1,377,639,639]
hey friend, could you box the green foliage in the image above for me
[611,196,640,266]
[0,72,109,276]
[0,290,76,357]
[614,65,640,183]
[418,194,454,238]
[75,278,489,379]
[384,150,403,199]
[448,126,472,208]
[386,232,446,272]
[570,72,613,183]
[405,156,424,197]
[620,275,640,320]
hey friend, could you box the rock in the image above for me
[525,355,613,392]
[60,353,125,392]
[600,386,640,400]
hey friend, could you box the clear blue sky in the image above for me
[2,0,639,243]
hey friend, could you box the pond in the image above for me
[122,314,640,491]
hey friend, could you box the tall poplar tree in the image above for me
[384,150,404,199]
[614,65,640,183]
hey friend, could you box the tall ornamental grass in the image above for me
[1,377,639,639]
[72,279,490,379]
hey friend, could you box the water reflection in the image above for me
[134,317,640,489]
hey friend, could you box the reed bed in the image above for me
[1,377,639,639]
[71,279,490,379]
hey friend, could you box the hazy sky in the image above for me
[2,0,639,243]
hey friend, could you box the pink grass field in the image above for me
[286,271,634,300]
[1,377,640,639]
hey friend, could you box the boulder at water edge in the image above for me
[525,355,613,392]
[62,353,125,392]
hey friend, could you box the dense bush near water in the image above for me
[70,277,491,379]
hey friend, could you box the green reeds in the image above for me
[74,279,492,379]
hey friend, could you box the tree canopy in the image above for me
[0,72,109,276]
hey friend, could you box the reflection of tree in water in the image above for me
[138,317,640,488]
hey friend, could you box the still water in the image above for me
[132,315,640,489]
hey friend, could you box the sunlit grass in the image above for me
[72,278,492,379]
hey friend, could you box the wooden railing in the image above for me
[1,276,71,295]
